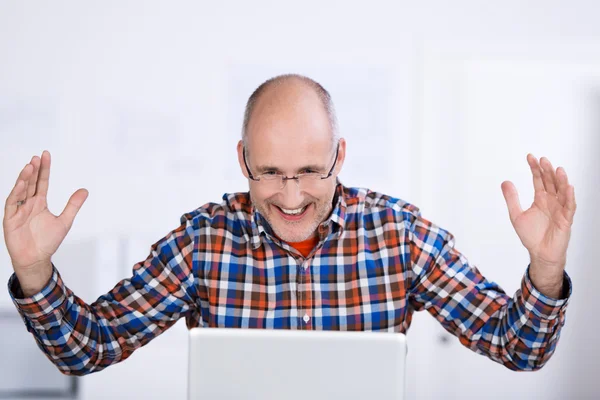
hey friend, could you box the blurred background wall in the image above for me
[0,1,598,399]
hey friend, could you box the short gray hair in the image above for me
[241,74,340,148]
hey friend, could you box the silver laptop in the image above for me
[188,327,407,400]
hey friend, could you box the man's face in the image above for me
[237,83,346,243]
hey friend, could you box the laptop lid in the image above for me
[188,328,407,400]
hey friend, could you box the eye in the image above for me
[302,169,319,174]
[263,171,279,176]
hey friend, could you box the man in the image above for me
[3,74,576,375]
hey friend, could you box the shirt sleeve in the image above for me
[407,213,571,371]
[7,217,198,376]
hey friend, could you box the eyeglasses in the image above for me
[243,144,339,191]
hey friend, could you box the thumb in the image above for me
[58,189,89,230]
[501,181,522,225]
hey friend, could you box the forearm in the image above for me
[465,268,571,371]
[410,234,571,370]
[10,267,142,375]
[9,262,193,376]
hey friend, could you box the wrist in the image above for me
[529,260,565,299]
[14,260,53,297]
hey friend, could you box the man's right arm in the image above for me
[8,219,198,376]
[3,152,202,375]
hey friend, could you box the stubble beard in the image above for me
[254,193,334,243]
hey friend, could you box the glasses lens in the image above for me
[297,173,323,189]
[257,174,284,190]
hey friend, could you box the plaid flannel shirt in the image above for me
[8,183,571,375]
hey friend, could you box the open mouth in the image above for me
[273,204,311,221]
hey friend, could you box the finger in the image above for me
[14,162,31,185]
[501,181,523,224]
[563,185,576,224]
[527,154,545,194]
[540,157,557,195]
[4,180,26,219]
[36,150,51,198]
[27,156,41,199]
[57,189,89,231]
[12,163,33,206]
[555,167,569,206]
[22,165,33,206]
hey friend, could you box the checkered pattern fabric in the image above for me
[8,183,571,375]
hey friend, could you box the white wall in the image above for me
[1,1,599,399]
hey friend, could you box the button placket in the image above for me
[296,257,303,329]
[299,259,313,328]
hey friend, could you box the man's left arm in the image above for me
[408,154,576,371]
[408,219,571,371]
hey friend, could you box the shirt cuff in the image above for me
[521,264,572,321]
[7,263,69,327]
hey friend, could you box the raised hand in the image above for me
[3,151,88,296]
[501,154,577,298]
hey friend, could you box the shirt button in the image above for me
[303,314,310,323]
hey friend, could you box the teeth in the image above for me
[280,206,306,215]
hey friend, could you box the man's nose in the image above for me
[280,178,303,207]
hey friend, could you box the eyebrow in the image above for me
[255,163,327,174]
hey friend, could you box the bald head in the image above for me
[241,74,339,148]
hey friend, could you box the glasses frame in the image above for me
[243,143,340,189]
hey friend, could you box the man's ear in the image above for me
[334,138,347,176]
[237,140,249,178]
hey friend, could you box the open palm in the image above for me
[3,151,88,271]
[501,154,576,269]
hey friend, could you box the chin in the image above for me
[274,225,316,243]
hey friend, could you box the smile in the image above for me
[274,204,310,221]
